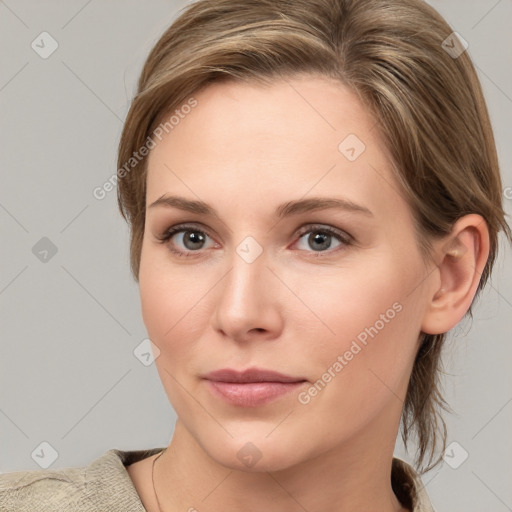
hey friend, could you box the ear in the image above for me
[421,214,490,335]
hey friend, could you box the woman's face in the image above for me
[139,75,435,471]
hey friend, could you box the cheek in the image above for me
[292,252,420,349]
[138,247,215,363]
[138,259,202,410]
[295,253,425,422]
[140,275,186,342]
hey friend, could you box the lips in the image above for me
[202,367,308,407]
[203,367,307,384]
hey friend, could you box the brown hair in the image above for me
[117,0,511,472]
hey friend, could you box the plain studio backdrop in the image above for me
[0,1,511,510]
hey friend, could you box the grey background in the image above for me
[1,1,511,510]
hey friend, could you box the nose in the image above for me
[213,243,284,343]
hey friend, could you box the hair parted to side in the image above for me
[117,0,511,472]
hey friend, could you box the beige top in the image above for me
[0,448,434,511]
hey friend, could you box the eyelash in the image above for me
[155,223,353,258]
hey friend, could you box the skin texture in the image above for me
[126,75,489,512]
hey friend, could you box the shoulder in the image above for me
[0,464,88,512]
[0,447,165,512]
[392,457,434,512]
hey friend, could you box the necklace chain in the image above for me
[151,450,166,512]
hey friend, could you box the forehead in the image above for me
[145,75,405,219]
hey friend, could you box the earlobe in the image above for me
[421,214,490,335]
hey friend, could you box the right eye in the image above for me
[156,224,217,258]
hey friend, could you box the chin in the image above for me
[199,430,313,473]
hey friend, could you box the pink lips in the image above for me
[203,368,307,407]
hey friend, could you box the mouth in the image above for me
[203,367,307,384]
[202,367,308,407]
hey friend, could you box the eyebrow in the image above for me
[148,194,373,218]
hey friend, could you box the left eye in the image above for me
[294,226,350,253]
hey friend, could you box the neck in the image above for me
[154,415,407,512]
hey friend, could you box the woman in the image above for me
[1,0,510,510]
